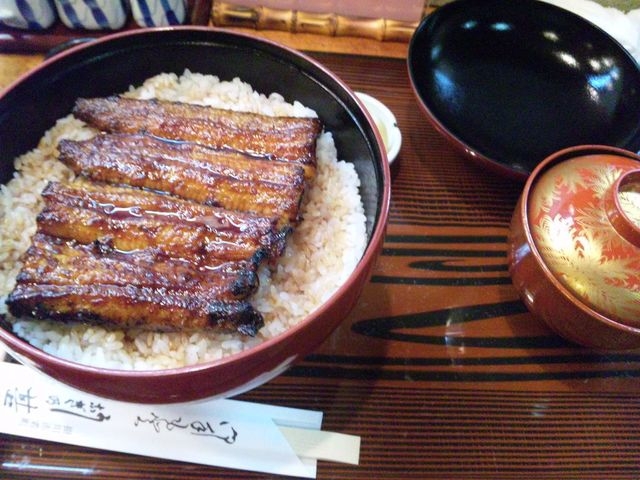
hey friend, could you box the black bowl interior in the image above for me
[408,0,640,178]
[0,27,386,237]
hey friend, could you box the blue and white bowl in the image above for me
[54,0,128,30]
[0,0,58,30]
[130,0,185,27]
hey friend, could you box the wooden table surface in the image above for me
[1,26,639,480]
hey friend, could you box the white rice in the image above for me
[0,70,367,370]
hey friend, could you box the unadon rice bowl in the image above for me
[0,71,367,370]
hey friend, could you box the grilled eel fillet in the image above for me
[8,234,261,334]
[6,181,285,334]
[58,133,306,226]
[73,96,322,180]
[37,180,283,263]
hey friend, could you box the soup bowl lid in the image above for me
[526,145,640,327]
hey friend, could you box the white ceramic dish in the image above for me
[356,92,402,164]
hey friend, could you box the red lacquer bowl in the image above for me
[509,145,640,350]
[0,27,390,403]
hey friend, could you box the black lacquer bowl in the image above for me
[408,0,640,180]
[0,27,390,403]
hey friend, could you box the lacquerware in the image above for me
[0,27,390,403]
[509,145,640,350]
[407,0,640,181]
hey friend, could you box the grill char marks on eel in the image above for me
[6,181,279,334]
[57,133,306,228]
[72,96,322,180]
[7,97,323,336]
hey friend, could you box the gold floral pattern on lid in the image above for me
[528,154,640,327]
